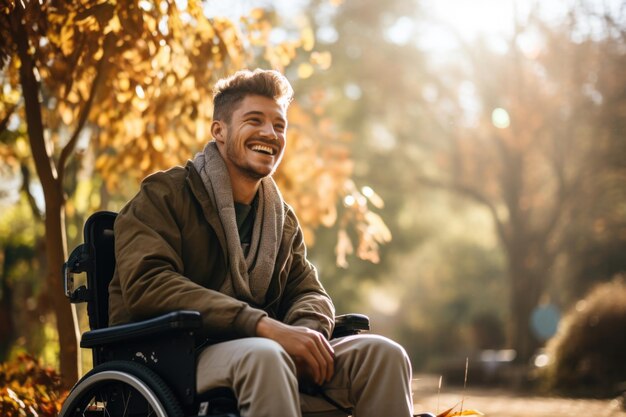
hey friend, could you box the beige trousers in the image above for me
[196,334,414,417]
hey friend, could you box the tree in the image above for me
[0,0,388,387]
[0,0,293,387]
[298,0,626,365]
[0,0,284,387]
[416,5,626,361]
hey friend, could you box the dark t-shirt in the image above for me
[234,196,257,256]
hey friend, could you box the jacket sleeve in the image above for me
[113,170,267,339]
[279,212,335,339]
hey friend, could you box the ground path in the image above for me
[412,374,626,417]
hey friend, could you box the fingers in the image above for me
[302,332,334,385]
[318,336,334,383]
[255,318,335,385]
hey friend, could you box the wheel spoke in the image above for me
[61,364,180,417]
[121,386,131,416]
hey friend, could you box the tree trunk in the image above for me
[0,249,16,360]
[510,286,538,362]
[508,260,542,363]
[14,10,81,388]
[45,194,82,388]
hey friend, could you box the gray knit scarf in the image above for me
[192,141,284,306]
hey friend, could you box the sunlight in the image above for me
[491,108,511,129]
[367,286,400,315]
[426,0,517,40]
[419,0,624,52]
[417,0,519,53]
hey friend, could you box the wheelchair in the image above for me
[60,211,434,417]
[60,211,369,417]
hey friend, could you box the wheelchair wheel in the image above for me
[60,361,184,417]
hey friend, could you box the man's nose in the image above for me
[259,122,277,139]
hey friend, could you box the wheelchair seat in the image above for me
[60,211,370,417]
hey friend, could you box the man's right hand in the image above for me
[256,317,334,386]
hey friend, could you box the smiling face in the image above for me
[213,94,288,182]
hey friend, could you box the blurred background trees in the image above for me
[1,0,625,395]
[296,0,626,383]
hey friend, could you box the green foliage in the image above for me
[0,353,67,417]
[542,278,626,395]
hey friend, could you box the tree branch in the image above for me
[417,175,509,246]
[11,5,58,190]
[57,36,108,181]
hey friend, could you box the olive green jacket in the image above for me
[108,161,335,341]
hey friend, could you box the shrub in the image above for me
[543,277,626,395]
[0,353,68,417]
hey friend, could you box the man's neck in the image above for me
[229,171,261,204]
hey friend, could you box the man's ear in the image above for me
[211,120,226,144]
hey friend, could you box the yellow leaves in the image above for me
[144,13,157,34]
[0,0,391,275]
[274,101,390,266]
[292,50,333,80]
[449,411,484,417]
[123,117,145,138]
[437,406,484,417]
[297,62,315,79]
[1,86,20,106]
[152,135,165,152]
[173,55,191,79]
[310,51,332,70]
[334,185,391,267]
[0,353,68,417]
[213,17,245,69]
[301,26,315,52]
[77,74,93,100]
[76,14,100,32]
[238,6,326,73]
[104,14,121,34]
[139,152,151,171]
[0,144,20,179]
[93,46,104,60]
[14,138,29,158]
[362,186,384,209]
[56,7,103,56]
[335,229,354,269]
[265,41,298,69]
[118,75,130,91]
[355,213,389,264]
[58,101,75,125]
[365,211,392,243]
[249,8,265,20]
[132,95,149,112]
[60,24,74,56]
[67,89,81,104]
[194,119,207,144]
[115,89,133,104]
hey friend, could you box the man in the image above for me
[109,69,414,417]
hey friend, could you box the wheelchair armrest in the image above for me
[80,310,202,348]
[332,313,370,339]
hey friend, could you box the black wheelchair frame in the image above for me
[60,211,371,417]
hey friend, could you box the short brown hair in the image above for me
[212,69,294,123]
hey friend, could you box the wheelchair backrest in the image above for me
[65,211,117,330]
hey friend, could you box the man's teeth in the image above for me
[251,145,273,155]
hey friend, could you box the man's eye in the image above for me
[274,124,285,132]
